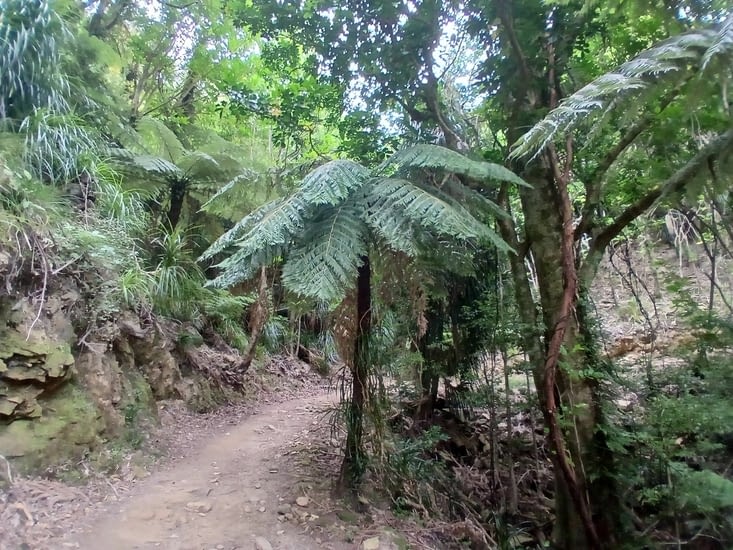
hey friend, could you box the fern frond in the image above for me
[282,200,368,301]
[179,151,245,182]
[511,27,719,159]
[299,159,371,205]
[438,178,509,220]
[135,116,187,163]
[380,144,529,187]
[208,243,285,288]
[200,169,260,211]
[199,190,309,268]
[108,148,185,181]
[702,12,733,70]
[366,177,511,252]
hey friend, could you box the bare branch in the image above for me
[589,127,733,255]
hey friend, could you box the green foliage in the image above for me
[512,12,733,159]
[380,426,449,512]
[205,146,524,301]
[0,0,69,120]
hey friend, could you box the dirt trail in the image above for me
[72,392,347,550]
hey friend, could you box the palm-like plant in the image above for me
[202,143,527,487]
[110,116,251,229]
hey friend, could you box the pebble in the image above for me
[295,496,309,507]
[362,537,380,550]
[254,537,273,550]
[185,501,212,513]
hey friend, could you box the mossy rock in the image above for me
[0,384,104,474]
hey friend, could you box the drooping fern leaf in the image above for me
[365,177,511,252]
[210,243,286,289]
[134,116,187,163]
[201,190,308,265]
[438,178,510,221]
[702,11,733,70]
[380,144,529,187]
[200,169,260,211]
[108,148,184,182]
[511,23,727,159]
[282,199,368,301]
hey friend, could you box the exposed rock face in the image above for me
[0,300,75,421]
[0,295,247,474]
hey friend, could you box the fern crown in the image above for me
[202,145,528,302]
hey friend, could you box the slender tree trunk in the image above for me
[239,266,268,373]
[166,178,187,230]
[338,255,371,491]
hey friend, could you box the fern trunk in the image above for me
[338,255,371,491]
[167,177,187,230]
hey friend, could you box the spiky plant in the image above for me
[0,0,69,121]
[0,0,100,184]
[201,143,528,488]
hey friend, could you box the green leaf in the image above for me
[299,159,370,205]
[282,200,368,301]
[380,144,529,187]
[366,177,512,253]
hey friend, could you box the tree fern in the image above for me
[204,147,523,300]
[511,15,733,159]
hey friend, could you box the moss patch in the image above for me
[0,383,104,474]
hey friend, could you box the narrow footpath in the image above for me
[72,392,346,550]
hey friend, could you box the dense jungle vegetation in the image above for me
[2,0,733,548]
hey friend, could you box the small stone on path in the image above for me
[295,496,309,507]
[185,501,212,513]
[362,537,380,550]
[254,536,273,550]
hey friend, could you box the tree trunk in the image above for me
[239,266,269,373]
[166,178,187,230]
[338,255,371,491]
[516,171,622,548]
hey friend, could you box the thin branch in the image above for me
[496,0,533,86]
[590,127,733,255]
[576,85,685,238]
